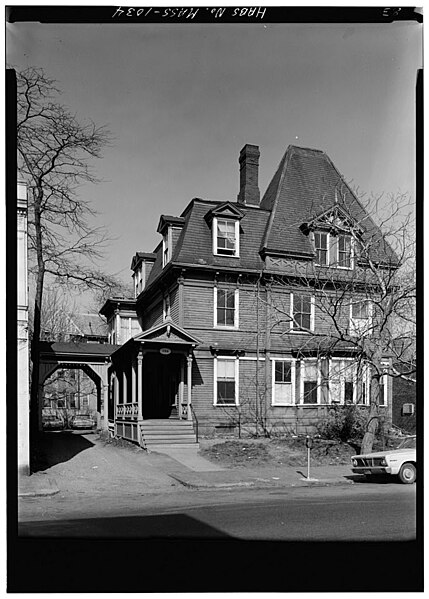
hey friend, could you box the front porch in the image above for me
[109,321,200,447]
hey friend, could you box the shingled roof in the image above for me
[142,144,398,292]
[260,145,398,264]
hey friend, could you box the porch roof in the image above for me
[112,320,201,358]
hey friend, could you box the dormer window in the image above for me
[337,234,352,268]
[133,266,143,298]
[205,202,244,259]
[215,218,239,256]
[311,231,354,270]
[314,231,328,266]
[162,230,171,267]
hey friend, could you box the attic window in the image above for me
[162,230,171,267]
[311,231,354,269]
[214,218,240,257]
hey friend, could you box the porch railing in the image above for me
[189,403,199,443]
[116,402,139,417]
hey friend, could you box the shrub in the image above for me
[316,404,366,442]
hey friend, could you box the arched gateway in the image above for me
[39,341,118,431]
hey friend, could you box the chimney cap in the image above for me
[239,144,260,160]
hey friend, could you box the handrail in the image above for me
[189,403,199,443]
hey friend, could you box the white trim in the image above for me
[336,233,354,270]
[349,299,373,337]
[213,216,240,258]
[213,355,239,406]
[214,286,239,329]
[271,358,296,406]
[290,292,314,332]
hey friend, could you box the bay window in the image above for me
[272,360,295,405]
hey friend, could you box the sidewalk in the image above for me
[141,449,354,490]
[18,434,354,498]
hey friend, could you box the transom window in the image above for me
[215,358,238,405]
[214,288,238,328]
[291,294,314,331]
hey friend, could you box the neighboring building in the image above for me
[17,181,30,475]
[42,312,109,425]
[101,144,399,441]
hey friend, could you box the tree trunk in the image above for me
[29,185,45,468]
[360,371,380,454]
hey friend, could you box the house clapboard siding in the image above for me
[101,143,399,439]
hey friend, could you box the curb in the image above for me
[18,478,60,498]
[168,474,353,490]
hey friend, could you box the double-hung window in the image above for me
[214,218,239,257]
[272,360,295,405]
[337,234,352,268]
[214,287,239,328]
[350,299,372,336]
[291,294,314,331]
[312,230,353,269]
[162,231,170,267]
[314,231,328,266]
[301,360,319,404]
[214,357,238,405]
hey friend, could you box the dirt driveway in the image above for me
[32,431,182,499]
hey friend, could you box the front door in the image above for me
[143,353,181,419]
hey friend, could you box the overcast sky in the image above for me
[7,17,422,293]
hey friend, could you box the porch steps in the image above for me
[140,419,199,449]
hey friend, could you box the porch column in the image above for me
[187,353,193,421]
[179,358,185,420]
[131,356,137,405]
[102,384,109,430]
[122,368,128,405]
[137,353,143,420]
[113,373,119,419]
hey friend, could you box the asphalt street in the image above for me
[19,484,416,540]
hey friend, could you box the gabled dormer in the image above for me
[131,252,156,298]
[204,202,245,258]
[157,215,185,267]
[301,205,364,270]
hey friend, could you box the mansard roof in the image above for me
[144,198,270,288]
[141,144,398,293]
[260,145,398,265]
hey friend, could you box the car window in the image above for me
[397,437,416,450]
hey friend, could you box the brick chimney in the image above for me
[237,144,260,206]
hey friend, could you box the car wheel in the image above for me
[398,462,416,484]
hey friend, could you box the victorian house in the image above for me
[100,144,398,446]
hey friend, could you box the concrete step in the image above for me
[144,435,197,442]
[147,443,200,451]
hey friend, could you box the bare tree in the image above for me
[16,66,115,435]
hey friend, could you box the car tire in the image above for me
[398,462,416,484]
